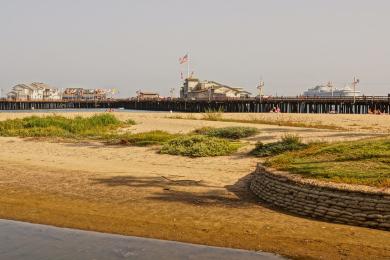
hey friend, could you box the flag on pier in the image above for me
[179,54,188,64]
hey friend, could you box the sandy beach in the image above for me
[0,111,389,259]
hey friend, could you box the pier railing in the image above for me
[1,96,389,114]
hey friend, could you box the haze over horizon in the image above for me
[1,0,389,97]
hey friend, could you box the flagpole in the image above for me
[187,52,190,79]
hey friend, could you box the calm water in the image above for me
[0,219,284,260]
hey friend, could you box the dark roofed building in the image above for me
[136,91,160,100]
[180,78,251,99]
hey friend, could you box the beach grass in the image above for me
[265,137,390,188]
[107,130,180,146]
[124,118,137,125]
[251,134,308,157]
[202,108,224,121]
[0,114,244,157]
[160,135,241,157]
[0,114,132,139]
[194,126,259,139]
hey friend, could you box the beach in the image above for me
[0,111,389,259]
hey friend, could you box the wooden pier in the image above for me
[0,96,389,114]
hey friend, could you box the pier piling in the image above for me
[0,96,389,114]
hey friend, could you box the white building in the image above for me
[303,83,361,97]
[180,78,251,99]
[62,88,107,100]
[7,82,61,100]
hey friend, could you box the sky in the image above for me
[0,0,389,97]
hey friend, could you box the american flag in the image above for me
[179,54,188,64]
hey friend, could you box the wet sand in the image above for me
[0,219,283,260]
[0,112,389,259]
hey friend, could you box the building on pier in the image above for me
[135,91,160,100]
[303,82,362,97]
[180,78,251,100]
[7,82,61,100]
[62,88,107,100]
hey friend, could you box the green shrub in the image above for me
[281,134,302,144]
[0,114,124,138]
[194,126,259,139]
[160,135,240,157]
[114,130,178,146]
[251,134,307,157]
[124,118,136,125]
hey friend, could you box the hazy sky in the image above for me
[1,0,389,97]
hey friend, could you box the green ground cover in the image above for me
[194,126,259,139]
[265,137,390,188]
[110,130,179,146]
[0,114,129,138]
[160,135,241,157]
[251,134,307,157]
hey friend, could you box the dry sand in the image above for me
[0,112,389,259]
[165,112,390,133]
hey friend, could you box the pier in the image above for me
[0,96,389,114]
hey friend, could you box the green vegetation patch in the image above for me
[0,114,131,138]
[124,118,137,125]
[265,137,390,188]
[160,135,240,157]
[194,126,259,139]
[251,134,307,157]
[112,130,179,146]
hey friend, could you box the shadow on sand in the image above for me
[90,173,260,208]
[90,170,355,226]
